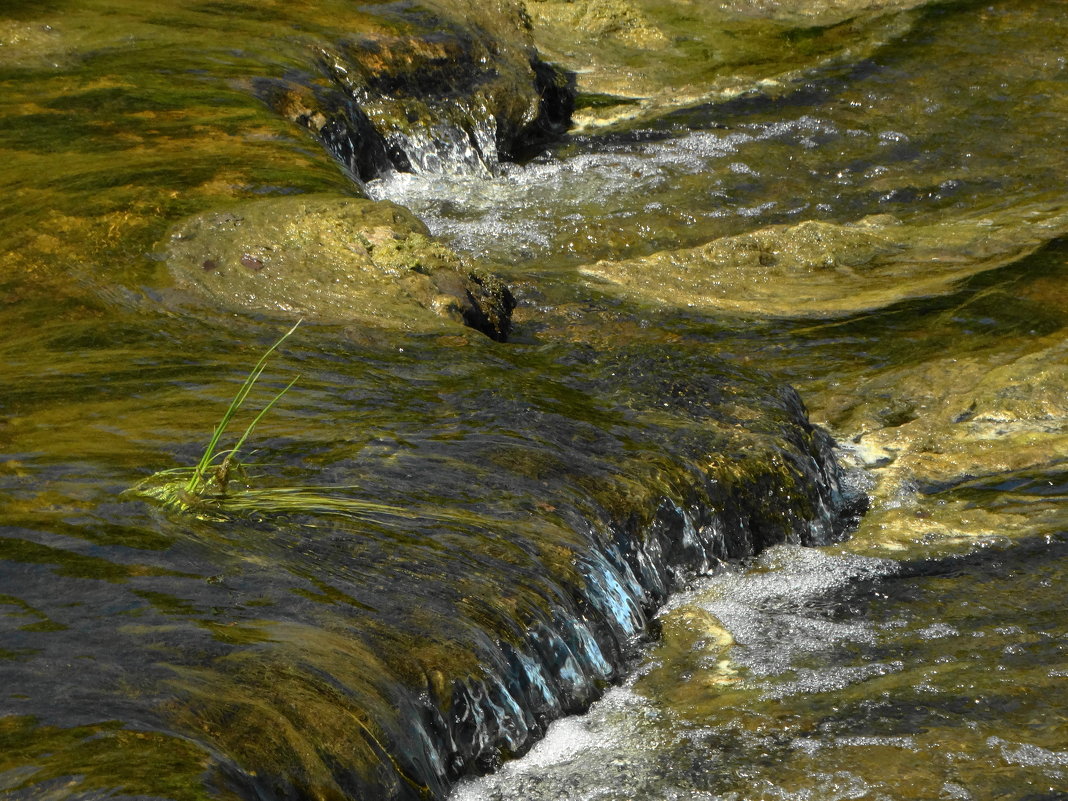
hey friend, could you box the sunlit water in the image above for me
[374,1,1068,797]
[455,536,1068,800]
[371,0,1068,272]
[2,0,1068,798]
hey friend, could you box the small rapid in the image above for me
[3,0,1068,798]
[453,536,1068,800]
[366,117,840,268]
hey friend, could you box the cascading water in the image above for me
[2,0,1068,799]
[453,531,1068,800]
[289,10,574,185]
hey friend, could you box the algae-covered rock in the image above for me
[260,0,573,179]
[841,332,1068,490]
[165,194,515,339]
[581,202,1068,318]
[811,317,1068,557]
[0,0,571,300]
[522,0,931,129]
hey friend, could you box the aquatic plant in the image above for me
[130,321,302,516]
[185,321,302,496]
[130,321,469,525]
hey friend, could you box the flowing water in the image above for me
[2,0,1068,799]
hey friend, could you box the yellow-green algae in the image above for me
[18,332,840,799]
[581,200,1068,318]
[816,323,1068,558]
[164,194,513,336]
[0,716,226,801]
[3,0,1068,798]
[522,0,931,128]
[0,0,541,331]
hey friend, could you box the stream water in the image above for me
[393,1,1068,796]
[2,0,1068,799]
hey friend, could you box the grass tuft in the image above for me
[184,320,301,496]
[129,322,477,527]
[130,322,304,517]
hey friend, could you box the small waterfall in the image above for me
[355,386,864,798]
[174,349,863,801]
[378,103,501,177]
[260,23,574,183]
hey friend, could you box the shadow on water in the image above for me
[3,0,1068,797]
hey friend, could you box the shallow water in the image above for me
[2,0,1068,798]
[455,536,1068,800]
[425,0,1068,796]
[373,0,1068,272]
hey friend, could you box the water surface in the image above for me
[2,0,1067,798]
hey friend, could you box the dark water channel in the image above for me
[2,0,1068,799]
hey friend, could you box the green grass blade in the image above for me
[228,374,300,462]
[185,320,301,493]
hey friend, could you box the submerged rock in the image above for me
[581,202,1068,318]
[165,194,515,340]
[154,345,856,800]
[0,336,859,801]
[522,0,932,128]
[824,328,1068,554]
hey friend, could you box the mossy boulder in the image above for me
[581,202,1068,318]
[259,0,573,179]
[810,299,1068,556]
[164,194,515,340]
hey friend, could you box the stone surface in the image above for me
[581,202,1068,318]
[812,320,1068,557]
[165,194,515,340]
[523,0,932,129]
[259,0,574,179]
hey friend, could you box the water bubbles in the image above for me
[367,115,846,266]
[914,622,958,639]
[987,737,1068,768]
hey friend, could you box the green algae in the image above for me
[3,0,1068,798]
[779,237,1068,559]
[523,0,930,129]
[0,536,169,583]
[0,594,69,633]
[581,201,1068,318]
[163,194,514,336]
[120,340,838,796]
[0,717,224,801]
[0,0,551,315]
[163,623,452,800]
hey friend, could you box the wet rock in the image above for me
[858,334,1068,474]
[581,202,1068,318]
[522,0,932,129]
[258,0,574,179]
[816,326,1068,556]
[165,194,515,340]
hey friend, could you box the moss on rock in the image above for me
[581,202,1068,318]
[259,0,574,179]
[522,0,933,129]
[165,194,515,340]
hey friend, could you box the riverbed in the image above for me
[2,0,1067,799]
